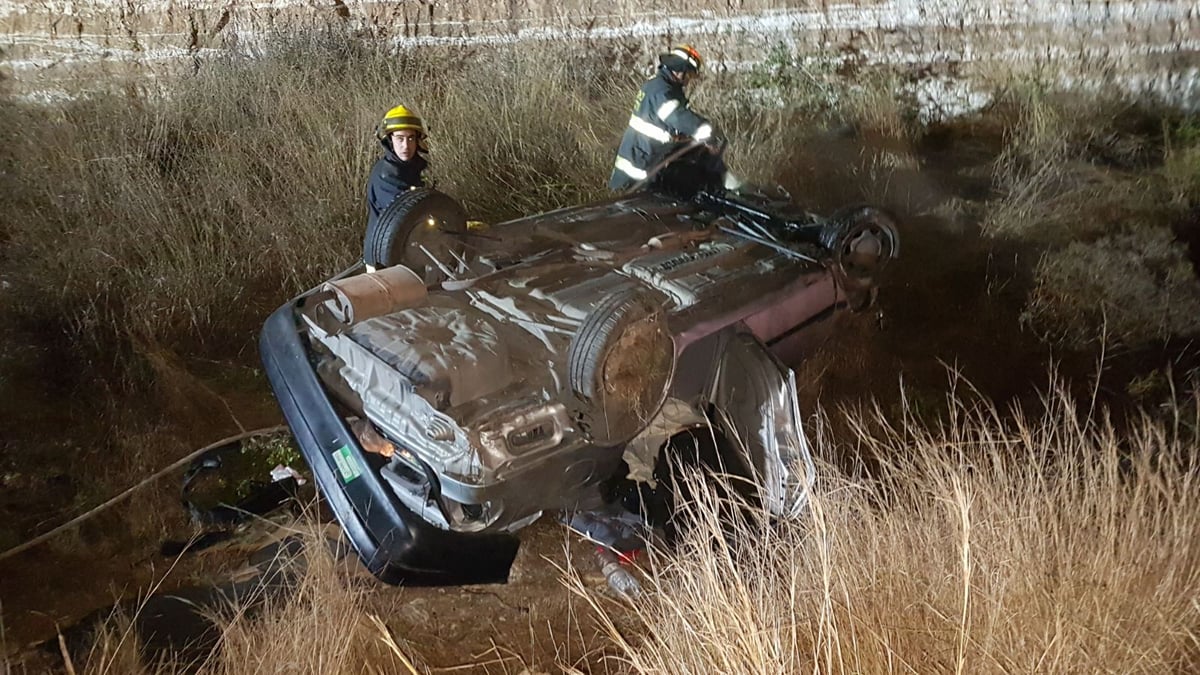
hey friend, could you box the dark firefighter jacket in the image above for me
[366,137,429,230]
[609,67,714,192]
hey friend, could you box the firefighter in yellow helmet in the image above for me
[366,104,430,232]
[609,44,738,194]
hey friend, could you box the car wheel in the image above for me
[567,287,674,446]
[365,188,468,282]
[820,205,900,291]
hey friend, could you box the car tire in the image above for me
[820,205,900,291]
[567,287,674,446]
[364,188,468,282]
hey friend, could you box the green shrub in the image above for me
[1163,116,1200,205]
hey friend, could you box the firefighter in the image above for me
[366,104,429,233]
[609,44,737,193]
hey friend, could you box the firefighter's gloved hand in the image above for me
[700,132,724,153]
[703,130,728,153]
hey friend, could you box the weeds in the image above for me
[201,536,412,675]
[839,68,919,143]
[5,27,1195,381]
[1024,227,1200,347]
[74,611,145,675]
[567,386,1200,673]
[741,42,841,119]
[1164,115,1200,206]
[984,84,1095,240]
[62,527,413,674]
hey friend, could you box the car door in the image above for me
[705,326,817,518]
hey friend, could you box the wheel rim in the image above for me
[397,212,468,282]
[834,210,898,287]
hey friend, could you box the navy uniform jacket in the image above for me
[366,137,428,230]
[609,68,714,191]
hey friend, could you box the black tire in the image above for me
[364,188,468,282]
[567,287,673,446]
[819,205,900,291]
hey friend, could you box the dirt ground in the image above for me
[2,127,1196,671]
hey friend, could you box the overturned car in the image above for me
[260,175,898,586]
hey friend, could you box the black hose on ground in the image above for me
[0,425,291,564]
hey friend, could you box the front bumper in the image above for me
[259,303,519,586]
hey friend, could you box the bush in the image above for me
[1024,226,1200,347]
[980,85,1179,243]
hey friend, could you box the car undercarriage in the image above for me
[261,176,898,585]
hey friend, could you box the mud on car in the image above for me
[260,174,898,585]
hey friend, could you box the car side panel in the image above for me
[706,328,817,517]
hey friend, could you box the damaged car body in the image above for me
[260,179,898,586]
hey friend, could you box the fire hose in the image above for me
[0,425,290,564]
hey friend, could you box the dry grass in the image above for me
[1,32,864,380]
[425,44,630,218]
[0,34,633,373]
[42,386,1200,673]
[567,386,1200,673]
[982,85,1127,242]
[1024,227,1200,347]
[1,35,371,360]
[74,612,145,675]
[71,531,419,675]
[974,83,1200,347]
[839,69,919,144]
[200,544,414,675]
[981,85,1192,247]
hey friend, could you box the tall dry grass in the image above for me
[1,32,867,377]
[569,386,1200,673]
[0,33,634,368]
[198,543,417,675]
[48,387,1200,673]
[981,84,1153,243]
[2,33,377,359]
[69,535,420,675]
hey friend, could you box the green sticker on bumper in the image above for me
[331,445,361,483]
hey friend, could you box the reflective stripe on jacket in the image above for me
[608,68,713,191]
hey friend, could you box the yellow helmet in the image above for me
[380,104,425,137]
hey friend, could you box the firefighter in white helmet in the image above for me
[609,44,738,193]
